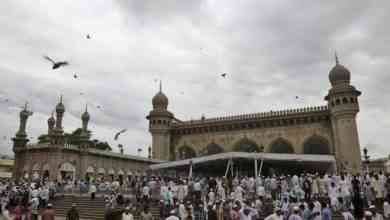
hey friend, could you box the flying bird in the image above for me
[221,73,227,78]
[96,105,101,109]
[114,129,127,140]
[295,96,299,99]
[73,74,78,79]
[79,92,84,95]
[86,34,91,39]
[43,56,69,69]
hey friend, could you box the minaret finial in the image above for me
[24,101,28,110]
[85,103,88,112]
[335,51,339,65]
[159,80,162,92]
[51,110,54,117]
[59,94,63,103]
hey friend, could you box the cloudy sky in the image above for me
[0,1,389,158]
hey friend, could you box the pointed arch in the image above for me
[205,142,224,155]
[233,137,259,152]
[303,135,330,154]
[178,145,197,159]
[269,138,294,153]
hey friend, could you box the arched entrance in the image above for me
[204,143,224,155]
[32,163,40,181]
[85,166,95,182]
[118,169,124,185]
[42,163,50,181]
[303,135,330,154]
[59,162,76,182]
[108,168,115,181]
[97,168,105,181]
[233,137,259,152]
[177,145,196,159]
[269,138,294,153]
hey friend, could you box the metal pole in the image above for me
[224,159,231,178]
[254,158,258,178]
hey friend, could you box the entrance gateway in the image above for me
[149,152,336,177]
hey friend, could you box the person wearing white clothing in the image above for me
[166,210,180,220]
[288,207,303,220]
[264,208,283,220]
[122,207,134,220]
[383,200,390,218]
[369,205,383,220]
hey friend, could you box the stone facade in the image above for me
[147,57,363,173]
[12,99,160,182]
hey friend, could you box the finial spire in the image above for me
[335,51,339,65]
[24,101,28,110]
[85,103,88,112]
[59,94,63,103]
[159,80,162,92]
[51,110,54,117]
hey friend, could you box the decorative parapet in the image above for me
[170,105,330,135]
[23,142,164,164]
[173,105,329,126]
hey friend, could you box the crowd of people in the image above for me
[2,171,390,219]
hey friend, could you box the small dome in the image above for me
[152,91,168,110]
[329,63,350,86]
[82,111,90,121]
[56,102,65,112]
[47,115,55,125]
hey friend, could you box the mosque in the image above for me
[147,57,362,175]
[12,56,363,181]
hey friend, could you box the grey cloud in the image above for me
[0,0,390,159]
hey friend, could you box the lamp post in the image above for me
[363,147,370,174]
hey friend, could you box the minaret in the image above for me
[13,102,33,149]
[47,111,55,135]
[81,104,90,133]
[146,81,174,160]
[55,95,65,132]
[52,95,66,145]
[12,102,33,180]
[325,53,362,173]
[80,104,90,149]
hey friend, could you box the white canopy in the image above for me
[127,171,133,176]
[108,168,115,175]
[42,163,50,171]
[32,163,40,171]
[118,169,124,175]
[86,166,95,173]
[149,152,336,170]
[98,168,106,174]
[59,162,76,172]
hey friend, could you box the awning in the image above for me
[59,162,75,172]
[149,152,336,170]
[32,163,40,171]
[108,168,115,175]
[42,163,50,171]
[127,171,133,176]
[0,171,12,178]
[118,169,124,175]
[86,166,95,173]
[98,168,105,174]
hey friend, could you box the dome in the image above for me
[47,115,55,125]
[56,96,65,112]
[56,102,65,112]
[152,91,168,110]
[82,110,90,121]
[329,57,350,86]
